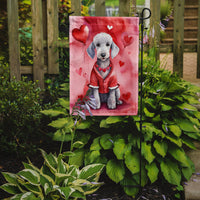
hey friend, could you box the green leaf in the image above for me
[145,162,159,183]
[100,134,113,150]
[175,119,199,133]
[23,182,41,195]
[21,192,37,200]
[2,172,18,184]
[144,107,155,118]
[49,117,74,129]
[90,137,101,151]
[41,150,57,173]
[105,116,124,124]
[55,186,75,199]
[182,158,195,180]
[160,159,181,185]
[79,164,104,181]
[76,120,91,129]
[58,98,69,109]
[57,154,66,174]
[113,139,128,160]
[100,119,110,128]
[41,109,66,117]
[153,140,168,157]
[168,125,182,137]
[165,135,182,147]
[142,142,155,163]
[125,151,140,174]
[106,160,125,183]
[182,136,196,150]
[18,169,40,185]
[177,103,197,111]
[85,150,101,165]
[169,147,190,167]
[53,130,71,141]
[160,103,172,111]
[120,176,139,197]
[9,193,23,200]
[73,141,84,149]
[0,183,20,194]
[69,149,85,167]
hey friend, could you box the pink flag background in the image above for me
[70,16,139,116]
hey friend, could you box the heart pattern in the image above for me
[72,25,89,44]
[119,60,125,67]
[122,32,134,47]
[107,25,113,30]
[76,67,82,76]
[122,92,131,101]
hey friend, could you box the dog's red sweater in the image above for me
[89,61,119,93]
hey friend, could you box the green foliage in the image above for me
[0,150,104,199]
[40,49,200,198]
[0,64,42,155]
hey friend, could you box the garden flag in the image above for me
[69,16,139,116]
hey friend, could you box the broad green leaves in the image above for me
[160,159,181,186]
[106,160,125,183]
[1,150,104,199]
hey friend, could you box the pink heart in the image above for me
[119,60,125,67]
[122,33,134,47]
[76,67,82,76]
[72,25,89,44]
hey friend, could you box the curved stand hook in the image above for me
[141,8,151,21]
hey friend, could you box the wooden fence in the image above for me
[7,0,200,88]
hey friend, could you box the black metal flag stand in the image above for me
[139,7,151,190]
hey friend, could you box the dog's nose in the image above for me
[101,53,106,58]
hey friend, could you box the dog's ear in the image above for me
[87,42,95,59]
[111,41,119,59]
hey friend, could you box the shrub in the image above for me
[40,50,200,198]
[0,64,42,156]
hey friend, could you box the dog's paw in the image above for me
[107,102,116,109]
[117,100,123,105]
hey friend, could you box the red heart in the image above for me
[72,25,89,44]
[122,33,134,47]
[122,92,131,100]
[76,67,82,76]
[119,61,125,67]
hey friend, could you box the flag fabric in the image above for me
[70,16,139,116]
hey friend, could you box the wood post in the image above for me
[95,0,105,16]
[197,0,200,78]
[149,0,160,61]
[7,0,21,81]
[32,0,44,89]
[71,0,81,16]
[47,0,59,74]
[119,0,130,16]
[173,0,185,77]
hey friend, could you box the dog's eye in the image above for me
[106,43,110,46]
[96,43,100,47]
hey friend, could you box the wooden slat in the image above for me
[95,0,105,16]
[197,0,200,78]
[7,0,21,80]
[32,0,45,89]
[47,0,59,74]
[119,0,130,16]
[71,0,81,16]
[173,0,185,77]
[21,66,47,74]
[149,0,160,61]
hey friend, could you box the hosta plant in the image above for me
[0,149,104,199]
